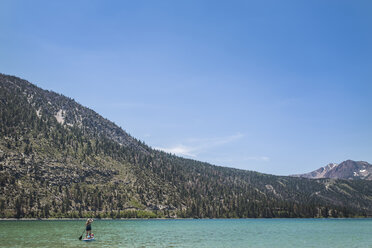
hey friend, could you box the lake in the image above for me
[0,219,371,247]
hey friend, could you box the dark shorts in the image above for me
[86,225,91,231]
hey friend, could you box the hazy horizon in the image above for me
[1,0,371,175]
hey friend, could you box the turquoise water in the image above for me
[0,219,371,247]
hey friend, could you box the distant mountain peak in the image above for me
[292,160,372,180]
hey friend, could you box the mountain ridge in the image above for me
[292,160,372,180]
[1,73,372,219]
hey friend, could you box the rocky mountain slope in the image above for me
[292,160,372,180]
[1,73,372,219]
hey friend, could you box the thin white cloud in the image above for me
[155,133,244,157]
[156,145,197,157]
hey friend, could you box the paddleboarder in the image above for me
[85,218,94,238]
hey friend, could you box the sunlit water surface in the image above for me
[0,219,371,247]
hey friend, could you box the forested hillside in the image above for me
[1,73,372,219]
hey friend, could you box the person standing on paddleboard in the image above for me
[85,218,93,238]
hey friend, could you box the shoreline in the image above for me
[0,217,188,221]
[1,216,371,221]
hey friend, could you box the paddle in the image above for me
[79,230,85,240]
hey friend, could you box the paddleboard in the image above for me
[82,237,95,242]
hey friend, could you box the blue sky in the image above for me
[1,0,371,175]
